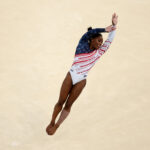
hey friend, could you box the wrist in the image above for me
[112,24,116,27]
[105,28,108,32]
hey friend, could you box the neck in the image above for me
[90,44,95,50]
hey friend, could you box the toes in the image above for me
[47,126,57,135]
[46,124,54,134]
[46,128,53,135]
[47,130,54,135]
[46,124,60,135]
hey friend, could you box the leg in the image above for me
[47,79,86,135]
[46,71,72,132]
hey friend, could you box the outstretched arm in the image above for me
[79,24,116,43]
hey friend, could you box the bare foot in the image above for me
[46,122,55,134]
[47,124,60,135]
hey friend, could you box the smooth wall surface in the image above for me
[0,0,150,150]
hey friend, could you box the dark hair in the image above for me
[88,27,92,31]
[87,26,102,43]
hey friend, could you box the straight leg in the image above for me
[47,79,86,135]
[46,72,72,130]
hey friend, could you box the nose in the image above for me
[99,42,102,46]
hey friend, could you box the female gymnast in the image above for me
[46,13,118,135]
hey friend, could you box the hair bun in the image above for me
[88,27,92,31]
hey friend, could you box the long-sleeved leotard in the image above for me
[69,27,116,85]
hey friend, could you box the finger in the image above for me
[112,13,115,18]
[112,27,116,30]
[113,13,116,17]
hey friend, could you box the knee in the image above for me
[56,101,65,107]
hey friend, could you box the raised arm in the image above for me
[98,13,118,55]
[79,23,117,43]
[98,27,116,54]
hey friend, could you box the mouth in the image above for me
[93,44,101,50]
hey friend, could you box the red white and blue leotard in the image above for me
[69,27,116,85]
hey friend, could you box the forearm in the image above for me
[98,26,116,54]
[107,27,116,42]
[88,28,106,34]
[81,28,106,41]
[87,28,106,38]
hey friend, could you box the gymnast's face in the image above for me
[90,36,103,50]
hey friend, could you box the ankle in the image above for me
[50,121,55,126]
[55,123,60,128]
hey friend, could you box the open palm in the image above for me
[112,13,118,25]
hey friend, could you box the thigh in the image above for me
[64,79,87,108]
[58,71,73,104]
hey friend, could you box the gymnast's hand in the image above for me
[105,13,118,32]
[112,12,118,26]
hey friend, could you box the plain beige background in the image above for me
[0,0,150,150]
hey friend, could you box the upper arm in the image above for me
[80,28,106,42]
